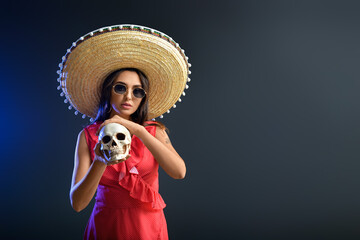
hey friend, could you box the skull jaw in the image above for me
[109,153,128,162]
[102,145,130,162]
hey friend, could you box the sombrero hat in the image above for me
[56,24,191,120]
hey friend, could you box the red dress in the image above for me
[83,121,168,240]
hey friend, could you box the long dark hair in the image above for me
[92,68,149,125]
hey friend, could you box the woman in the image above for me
[57,25,191,239]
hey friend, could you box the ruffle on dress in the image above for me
[117,134,166,210]
[118,168,166,209]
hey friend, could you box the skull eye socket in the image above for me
[102,136,111,144]
[116,133,125,140]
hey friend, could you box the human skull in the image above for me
[98,123,131,162]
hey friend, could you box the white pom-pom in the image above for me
[67,49,71,53]
[176,43,179,47]
[68,105,72,110]
[90,32,94,36]
[185,56,189,60]
[90,118,94,122]
[130,25,134,29]
[64,99,68,103]
[62,56,66,61]
[173,104,177,108]
[167,110,170,113]
[99,28,104,32]
[178,98,182,102]
[82,114,86,119]
[186,84,189,89]
[80,37,84,41]
[119,25,123,29]
[57,70,61,75]
[151,118,155,121]
[160,115,163,119]
[187,78,191,82]
[58,63,63,68]
[60,92,64,97]
[57,85,61,90]
[57,77,61,82]
[189,70,192,75]
[72,42,76,47]
[182,92,186,96]
[150,29,154,33]
[74,111,79,115]
[107,27,111,31]
[188,63,192,67]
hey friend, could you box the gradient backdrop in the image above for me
[1,0,360,239]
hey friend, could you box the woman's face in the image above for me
[109,70,143,120]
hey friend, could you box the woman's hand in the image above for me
[96,115,144,136]
[93,142,131,166]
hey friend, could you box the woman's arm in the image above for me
[96,115,186,179]
[138,125,186,179]
[97,116,186,179]
[69,130,107,212]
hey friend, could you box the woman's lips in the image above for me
[121,103,132,109]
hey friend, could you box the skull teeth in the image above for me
[110,149,125,156]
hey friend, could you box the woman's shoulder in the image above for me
[144,120,156,124]
[143,121,164,136]
[144,121,167,130]
[84,121,102,129]
[144,121,169,138]
[83,121,102,137]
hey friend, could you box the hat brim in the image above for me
[60,27,189,119]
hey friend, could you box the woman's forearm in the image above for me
[135,127,186,179]
[70,160,107,212]
[95,116,186,179]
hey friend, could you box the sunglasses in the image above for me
[113,83,146,99]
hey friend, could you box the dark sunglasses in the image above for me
[113,83,146,99]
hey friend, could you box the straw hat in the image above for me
[56,24,191,120]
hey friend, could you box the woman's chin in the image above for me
[112,110,133,120]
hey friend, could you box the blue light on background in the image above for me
[0,61,27,155]
[0,44,53,175]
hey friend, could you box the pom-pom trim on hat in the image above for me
[57,24,191,120]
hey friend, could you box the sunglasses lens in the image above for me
[133,88,146,98]
[114,84,126,94]
[114,84,145,98]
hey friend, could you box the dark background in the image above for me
[1,0,360,239]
